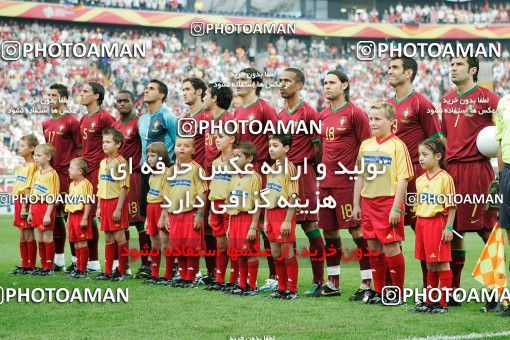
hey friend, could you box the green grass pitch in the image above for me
[1,214,509,339]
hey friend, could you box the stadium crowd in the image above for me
[352,2,510,24]
[1,20,510,174]
[23,0,510,24]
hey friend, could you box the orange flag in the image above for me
[472,223,507,294]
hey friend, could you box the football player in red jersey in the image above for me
[79,82,115,272]
[182,78,216,284]
[387,57,442,288]
[278,68,325,296]
[234,67,279,291]
[43,84,81,271]
[318,70,374,299]
[441,57,499,303]
[112,90,151,278]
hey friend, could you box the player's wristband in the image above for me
[391,208,407,215]
[249,226,258,231]
[194,212,204,218]
[445,225,454,231]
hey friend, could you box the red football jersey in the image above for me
[441,84,499,162]
[234,97,278,164]
[113,115,142,172]
[388,90,441,163]
[204,110,235,173]
[278,100,320,164]
[320,102,372,189]
[42,114,81,172]
[80,108,115,171]
[182,106,208,168]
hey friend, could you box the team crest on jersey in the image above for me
[57,125,64,135]
[463,103,477,117]
[248,114,255,121]
[125,128,132,138]
[290,119,300,129]
[338,117,347,131]
[89,122,96,132]
[152,119,160,132]
[401,109,412,124]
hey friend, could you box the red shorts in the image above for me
[169,210,204,254]
[318,187,357,230]
[13,199,29,229]
[209,200,228,237]
[126,172,143,224]
[99,198,129,232]
[415,214,451,262]
[405,163,425,228]
[296,163,318,223]
[31,202,56,231]
[228,212,260,253]
[68,210,93,242]
[447,161,497,232]
[266,208,296,243]
[146,202,163,236]
[361,196,404,244]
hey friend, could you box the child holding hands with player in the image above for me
[353,102,413,305]
[409,138,456,314]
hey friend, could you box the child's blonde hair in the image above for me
[35,143,56,158]
[371,102,396,120]
[71,157,88,176]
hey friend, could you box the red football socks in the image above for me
[369,252,387,293]
[387,253,405,291]
[285,256,299,293]
[105,243,116,275]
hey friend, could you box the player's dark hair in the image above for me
[20,134,39,150]
[102,126,124,147]
[451,56,479,82]
[146,142,171,167]
[118,90,134,102]
[420,138,447,170]
[240,67,263,96]
[284,68,305,85]
[149,79,168,102]
[326,70,350,101]
[184,77,207,100]
[88,82,105,105]
[209,82,233,110]
[234,141,257,161]
[269,134,293,148]
[467,57,479,82]
[392,56,418,83]
[49,83,69,99]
